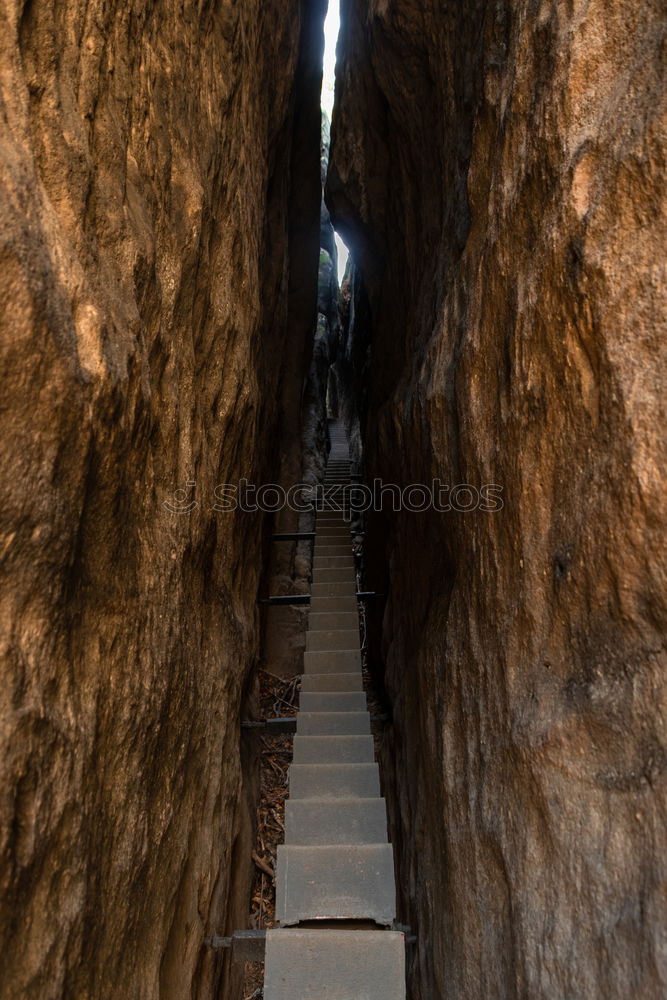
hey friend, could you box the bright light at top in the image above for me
[322,1,349,283]
[334,232,349,283]
[321,1,339,120]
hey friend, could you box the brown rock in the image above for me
[0,2,324,998]
[328,1,667,998]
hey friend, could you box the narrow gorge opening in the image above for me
[322,0,350,286]
[1,2,664,1000]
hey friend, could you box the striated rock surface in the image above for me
[0,2,323,998]
[328,1,667,998]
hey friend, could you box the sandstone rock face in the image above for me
[0,2,323,998]
[328,2,667,998]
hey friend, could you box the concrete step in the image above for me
[276,844,396,925]
[299,692,367,713]
[296,712,370,736]
[313,563,355,575]
[285,797,388,846]
[313,555,355,568]
[310,596,358,614]
[264,928,405,1000]
[312,581,357,598]
[312,567,356,584]
[306,629,359,652]
[300,672,364,692]
[288,762,380,799]
[304,649,361,672]
[292,734,375,764]
[307,611,358,630]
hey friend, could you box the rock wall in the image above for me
[0,2,323,998]
[328,2,667,998]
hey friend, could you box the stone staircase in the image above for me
[263,427,406,999]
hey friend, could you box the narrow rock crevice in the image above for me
[1,2,665,1000]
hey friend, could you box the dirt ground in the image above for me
[241,671,299,999]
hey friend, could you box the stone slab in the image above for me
[311,581,357,598]
[308,611,358,630]
[275,844,396,925]
[296,712,370,736]
[306,629,360,652]
[264,928,405,1000]
[288,762,380,799]
[300,673,364,692]
[309,596,358,614]
[285,797,388,846]
[312,567,356,584]
[304,649,362,672]
[313,555,355,568]
[299,691,367,713]
[291,735,375,764]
